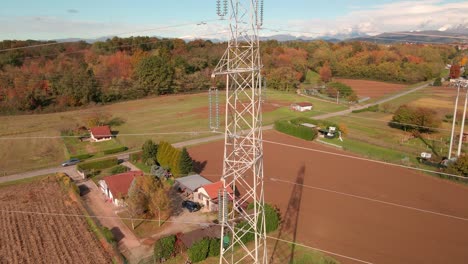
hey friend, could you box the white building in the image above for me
[194,181,234,212]
[99,171,143,206]
[89,125,113,142]
[291,102,313,112]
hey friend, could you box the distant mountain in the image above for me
[352,27,468,44]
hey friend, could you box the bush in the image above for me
[130,151,142,162]
[188,238,210,263]
[246,203,281,233]
[77,158,118,171]
[352,104,379,113]
[433,77,442,86]
[154,235,176,262]
[274,120,317,141]
[110,165,130,174]
[101,227,116,245]
[208,238,221,257]
[69,153,93,160]
[103,146,128,155]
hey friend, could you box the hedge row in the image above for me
[274,120,317,141]
[70,153,93,160]
[103,146,128,155]
[352,104,379,113]
[188,237,220,263]
[77,158,118,171]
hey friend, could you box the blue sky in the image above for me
[1,0,467,40]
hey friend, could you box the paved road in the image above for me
[311,82,429,120]
[0,83,427,184]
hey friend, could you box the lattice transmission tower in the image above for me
[211,0,267,263]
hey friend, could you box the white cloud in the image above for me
[267,0,468,36]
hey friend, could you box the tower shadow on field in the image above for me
[269,164,305,263]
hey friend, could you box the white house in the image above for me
[99,171,143,206]
[194,181,234,212]
[290,102,313,112]
[89,125,113,142]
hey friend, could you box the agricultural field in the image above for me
[335,78,408,99]
[328,84,467,165]
[0,91,346,175]
[0,176,113,264]
[188,131,468,264]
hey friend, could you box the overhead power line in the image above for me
[0,19,222,52]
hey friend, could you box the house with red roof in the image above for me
[98,171,143,206]
[89,125,113,142]
[193,181,234,212]
[290,102,313,112]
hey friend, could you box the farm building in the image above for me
[174,174,212,196]
[194,181,234,212]
[290,102,313,112]
[99,171,143,206]
[89,125,113,142]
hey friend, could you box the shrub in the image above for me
[56,173,80,194]
[130,151,142,162]
[352,104,379,113]
[188,238,210,262]
[70,153,93,160]
[103,146,128,155]
[154,235,176,262]
[274,120,317,141]
[433,77,442,86]
[77,158,118,171]
[208,238,221,257]
[101,227,116,246]
[327,82,355,97]
[246,203,281,233]
[110,165,130,174]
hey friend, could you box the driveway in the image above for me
[78,180,152,263]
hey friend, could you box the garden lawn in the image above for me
[63,137,125,157]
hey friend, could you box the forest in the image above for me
[0,37,460,113]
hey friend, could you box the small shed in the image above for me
[174,174,212,195]
[89,125,113,142]
[290,102,313,112]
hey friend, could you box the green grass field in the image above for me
[0,91,347,175]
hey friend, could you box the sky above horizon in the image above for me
[1,0,467,40]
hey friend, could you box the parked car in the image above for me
[182,200,201,212]
[61,158,80,167]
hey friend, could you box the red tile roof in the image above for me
[103,171,143,198]
[201,181,234,200]
[296,102,313,107]
[89,126,112,139]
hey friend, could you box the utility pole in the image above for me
[212,0,267,263]
[448,82,461,159]
[337,90,340,104]
[456,81,468,156]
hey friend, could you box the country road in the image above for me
[0,83,428,184]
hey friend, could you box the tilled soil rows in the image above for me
[0,178,113,264]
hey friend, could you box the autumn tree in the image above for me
[391,105,441,132]
[319,62,332,83]
[446,155,468,177]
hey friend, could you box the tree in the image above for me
[142,139,158,165]
[188,238,210,263]
[319,62,332,83]
[433,77,442,86]
[391,105,441,132]
[449,64,461,79]
[136,54,174,95]
[179,147,194,175]
[446,155,468,177]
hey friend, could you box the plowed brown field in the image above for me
[188,131,468,264]
[0,178,113,264]
[336,78,407,98]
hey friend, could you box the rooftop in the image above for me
[175,174,212,193]
[200,181,234,200]
[89,125,112,139]
[103,171,143,197]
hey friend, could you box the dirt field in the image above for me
[336,78,407,99]
[0,178,113,264]
[188,131,468,264]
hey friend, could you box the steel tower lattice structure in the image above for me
[212,0,267,263]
